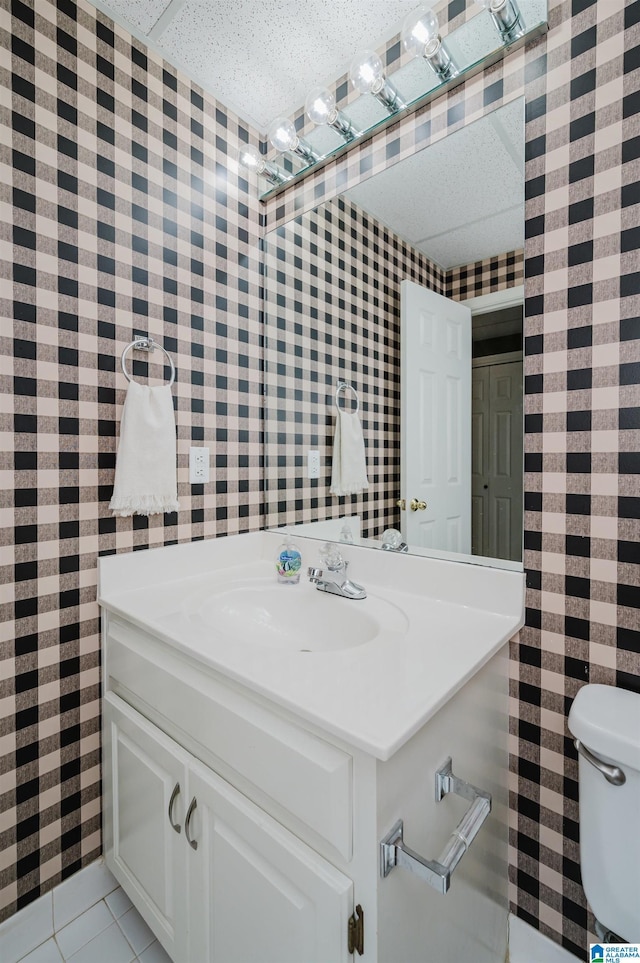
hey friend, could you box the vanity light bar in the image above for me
[257,0,546,198]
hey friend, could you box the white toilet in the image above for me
[568,683,640,943]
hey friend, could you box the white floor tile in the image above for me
[17,939,63,963]
[55,901,113,959]
[116,907,155,955]
[0,892,53,963]
[137,940,173,963]
[509,914,576,963]
[67,921,135,963]
[53,861,118,931]
[105,887,133,921]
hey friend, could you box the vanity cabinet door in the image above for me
[187,760,354,963]
[103,693,189,962]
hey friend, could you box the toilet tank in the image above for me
[568,684,640,942]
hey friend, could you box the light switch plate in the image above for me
[189,446,210,484]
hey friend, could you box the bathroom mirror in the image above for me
[263,98,525,569]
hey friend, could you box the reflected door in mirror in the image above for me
[401,281,472,554]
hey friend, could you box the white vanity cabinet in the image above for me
[186,763,352,963]
[104,690,354,963]
[104,693,188,960]
[100,532,524,963]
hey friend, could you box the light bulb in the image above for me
[268,115,321,163]
[349,49,405,114]
[402,6,439,59]
[350,50,384,95]
[305,87,336,126]
[237,145,288,187]
[304,87,356,142]
[268,117,298,153]
[238,144,263,173]
[402,3,458,81]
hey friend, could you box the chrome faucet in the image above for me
[307,545,367,600]
[380,528,409,553]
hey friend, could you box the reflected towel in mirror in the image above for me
[109,380,180,516]
[330,408,369,497]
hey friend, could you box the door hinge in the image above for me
[348,903,364,956]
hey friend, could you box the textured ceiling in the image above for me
[343,99,524,269]
[91,0,419,131]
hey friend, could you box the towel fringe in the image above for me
[109,494,180,517]
[330,484,369,497]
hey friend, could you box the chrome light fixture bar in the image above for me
[257,0,547,200]
[402,6,458,82]
[238,145,289,186]
[305,87,357,142]
[268,116,320,163]
[475,0,524,43]
[350,50,406,114]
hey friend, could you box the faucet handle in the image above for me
[320,543,346,573]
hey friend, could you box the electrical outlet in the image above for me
[189,446,210,484]
[307,450,320,479]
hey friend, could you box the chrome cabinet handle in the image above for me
[168,782,181,834]
[574,739,626,786]
[185,796,198,850]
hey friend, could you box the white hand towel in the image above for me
[330,408,369,497]
[109,380,180,516]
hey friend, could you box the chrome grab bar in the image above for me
[574,739,626,787]
[380,757,491,894]
[167,782,181,834]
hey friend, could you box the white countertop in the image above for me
[99,531,525,760]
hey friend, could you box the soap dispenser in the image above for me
[275,538,302,585]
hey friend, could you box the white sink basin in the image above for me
[99,531,526,756]
[184,576,408,652]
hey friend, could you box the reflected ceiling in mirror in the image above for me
[257,1,546,199]
[263,99,525,571]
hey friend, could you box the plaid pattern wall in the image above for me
[264,196,446,534]
[0,0,263,921]
[447,249,525,300]
[1,0,639,958]
[262,0,640,959]
[263,196,521,533]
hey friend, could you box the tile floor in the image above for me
[1,859,579,963]
[1,861,171,963]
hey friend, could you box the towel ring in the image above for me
[121,338,175,387]
[336,381,359,413]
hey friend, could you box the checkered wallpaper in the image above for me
[0,0,263,922]
[262,0,640,959]
[263,196,446,534]
[2,0,639,957]
[263,196,521,533]
[447,249,525,300]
